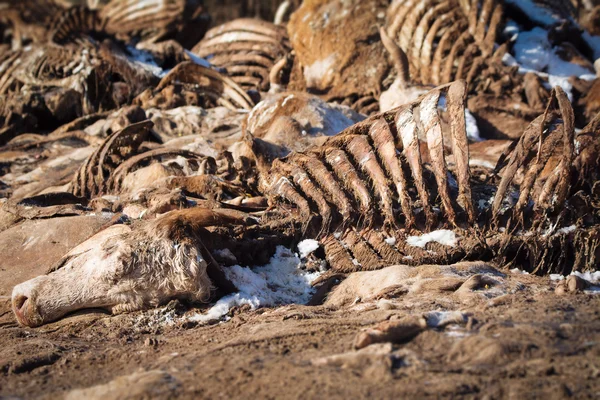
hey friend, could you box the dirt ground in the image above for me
[1,271,599,399]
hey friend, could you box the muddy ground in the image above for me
[1,271,599,399]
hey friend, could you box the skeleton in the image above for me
[0,0,209,50]
[256,81,600,275]
[383,0,600,139]
[9,78,600,327]
[0,1,220,144]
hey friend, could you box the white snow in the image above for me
[384,236,396,246]
[297,239,320,258]
[470,159,496,170]
[550,270,600,293]
[406,229,458,248]
[317,105,359,135]
[582,32,600,60]
[425,311,467,328]
[556,225,577,235]
[504,0,559,27]
[503,27,596,101]
[571,270,600,283]
[213,248,237,262]
[505,0,600,59]
[189,246,321,323]
[510,268,529,275]
[127,46,167,78]
[184,50,212,68]
[465,109,482,141]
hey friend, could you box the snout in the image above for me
[12,282,44,327]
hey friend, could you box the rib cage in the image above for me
[191,19,292,92]
[48,6,103,45]
[262,81,476,236]
[71,120,152,198]
[386,0,504,87]
[258,81,595,274]
[99,0,207,44]
[138,61,255,111]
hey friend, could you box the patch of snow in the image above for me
[189,247,321,323]
[582,32,600,60]
[407,230,458,248]
[425,311,467,328]
[503,20,520,42]
[384,236,396,246]
[510,268,529,275]
[465,109,482,141]
[550,270,600,285]
[184,50,212,68]
[437,93,447,111]
[127,46,167,78]
[505,0,600,59]
[445,328,470,338]
[470,159,496,170]
[503,27,596,101]
[317,106,357,135]
[213,248,237,262]
[504,0,564,26]
[297,239,320,258]
[571,270,600,283]
[556,225,577,235]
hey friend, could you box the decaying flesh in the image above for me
[259,81,600,275]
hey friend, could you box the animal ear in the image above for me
[245,132,289,171]
[45,253,78,274]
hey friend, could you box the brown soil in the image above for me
[1,273,599,399]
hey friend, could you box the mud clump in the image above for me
[287,0,391,104]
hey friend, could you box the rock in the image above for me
[354,316,427,349]
[566,275,589,292]
[64,370,179,400]
[555,282,567,295]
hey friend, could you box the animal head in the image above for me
[11,219,212,327]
